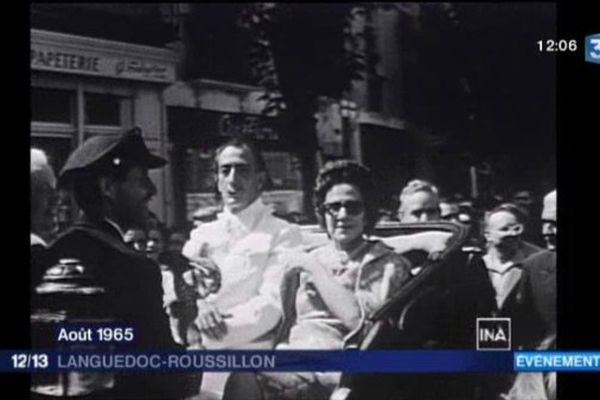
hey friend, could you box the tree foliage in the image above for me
[237,3,556,202]
[400,3,556,193]
[238,4,373,216]
[238,3,370,150]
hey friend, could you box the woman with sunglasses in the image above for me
[230,160,413,400]
[285,159,412,345]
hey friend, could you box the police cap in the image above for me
[59,127,166,185]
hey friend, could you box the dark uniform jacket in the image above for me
[33,219,199,399]
[523,250,556,336]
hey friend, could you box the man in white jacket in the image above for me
[181,138,303,398]
[182,138,303,349]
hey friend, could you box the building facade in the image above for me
[30,4,555,229]
[31,4,305,230]
[31,28,178,226]
[343,6,417,212]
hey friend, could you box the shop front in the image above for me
[31,29,177,228]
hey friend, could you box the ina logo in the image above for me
[586,34,600,64]
[476,318,511,350]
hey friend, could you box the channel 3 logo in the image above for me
[476,318,511,351]
[586,34,600,64]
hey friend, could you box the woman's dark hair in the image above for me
[313,159,380,234]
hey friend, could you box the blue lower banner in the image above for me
[2,350,599,373]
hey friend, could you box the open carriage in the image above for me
[221,221,491,400]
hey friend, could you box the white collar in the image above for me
[218,197,269,231]
[483,253,522,275]
[30,233,47,248]
[104,218,126,239]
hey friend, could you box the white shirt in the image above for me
[183,197,303,349]
[483,250,525,309]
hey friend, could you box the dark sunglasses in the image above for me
[322,201,365,216]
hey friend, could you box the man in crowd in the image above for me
[524,189,557,335]
[30,148,58,289]
[124,228,147,253]
[505,189,557,400]
[540,190,557,251]
[397,179,441,223]
[439,199,460,223]
[392,179,449,270]
[168,230,187,254]
[479,203,544,346]
[31,129,197,399]
[435,203,545,400]
[147,224,167,261]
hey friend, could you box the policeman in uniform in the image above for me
[32,128,198,399]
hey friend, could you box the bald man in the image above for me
[541,190,556,251]
[507,192,558,400]
[523,189,557,335]
[30,148,58,288]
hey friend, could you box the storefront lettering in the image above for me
[31,47,174,82]
[31,49,99,72]
[116,60,169,79]
[218,114,278,140]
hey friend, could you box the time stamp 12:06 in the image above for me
[537,39,578,52]
[537,36,600,62]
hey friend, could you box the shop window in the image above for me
[85,93,121,126]
[184,148,216,193]
[31,88,74,123]
[263,152,301,190]
[264,152,288,189]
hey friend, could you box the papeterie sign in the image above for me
[31,30,176,83]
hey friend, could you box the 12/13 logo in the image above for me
[585,34,600,64]
[476,318,511,350]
